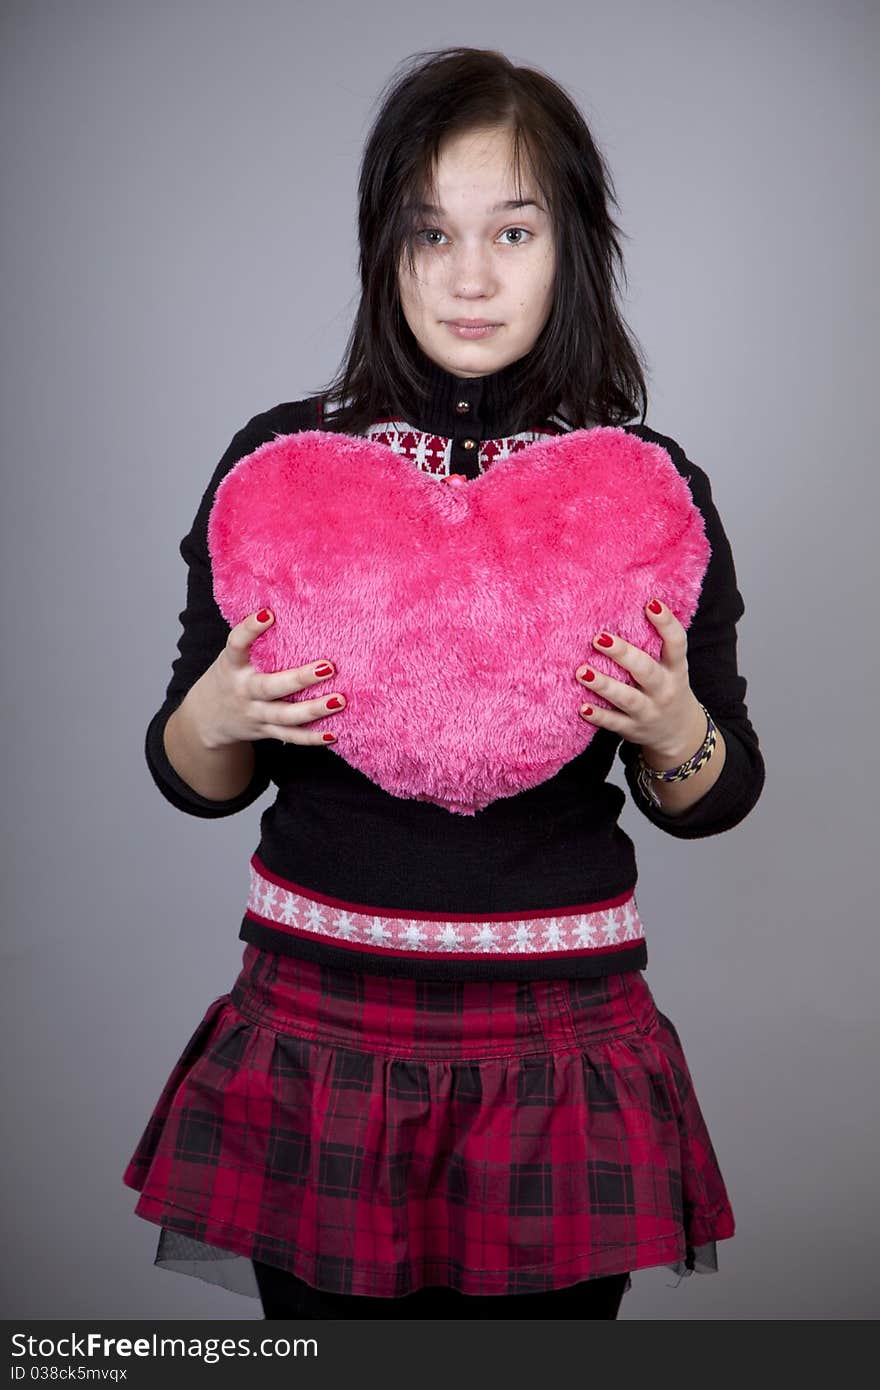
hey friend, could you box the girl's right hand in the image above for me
[188,609,345,749]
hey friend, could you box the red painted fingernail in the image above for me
[256,608,272,623]
[581,668,596,682]
[326,696,344,709]
[648,599,662,614]
[582,706,594,716]
[596,633,613,647]
[322,733,337,742]
[314,663,334,677]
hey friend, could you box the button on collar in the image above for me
[455,399,471,414]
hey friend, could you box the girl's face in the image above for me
[398,125,556,380]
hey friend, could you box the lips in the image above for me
[445,322,502,339]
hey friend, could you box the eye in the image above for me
[414,227,534,248]
[416,228,448,246]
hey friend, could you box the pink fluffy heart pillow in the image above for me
[207,426,711,814]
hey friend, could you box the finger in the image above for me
[258,691,346,727]
[590,629,659,691]
[644,598,688,668]
[260,689,345,745]
[263,723,340,747]
[577,700,629,734]
[574,663,647,717]
[253,658,338,702]
[224,607,276,668]
[226,609,337,698]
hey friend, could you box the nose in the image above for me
[447,241,497,296]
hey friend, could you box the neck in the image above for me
[392,341,560,439]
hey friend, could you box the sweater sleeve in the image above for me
[616,431,765,838]
[144,401,317,818]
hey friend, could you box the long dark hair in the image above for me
[312,46,649,435]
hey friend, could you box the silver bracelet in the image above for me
[635,704,717,810]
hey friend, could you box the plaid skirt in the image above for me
[123,943,735,1303]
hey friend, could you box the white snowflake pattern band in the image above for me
[245,856,645,961]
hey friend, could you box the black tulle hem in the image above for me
[150,1227,722,1302]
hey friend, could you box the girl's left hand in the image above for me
[575,599,705,762]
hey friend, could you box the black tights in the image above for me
[253,1259,628,1320]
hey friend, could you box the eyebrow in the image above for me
[409,198,544,215]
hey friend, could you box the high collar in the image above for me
[395,344,553,440]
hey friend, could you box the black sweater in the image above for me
[145,355,765,980]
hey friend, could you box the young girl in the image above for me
[124,46,765,1321]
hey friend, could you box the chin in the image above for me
[418,325,516,376]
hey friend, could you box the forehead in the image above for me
[420,127,542,205]
[436,124,518,160]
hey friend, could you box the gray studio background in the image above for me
[2,0,877,1321]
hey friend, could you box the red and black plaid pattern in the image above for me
[123,945,735,1298]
